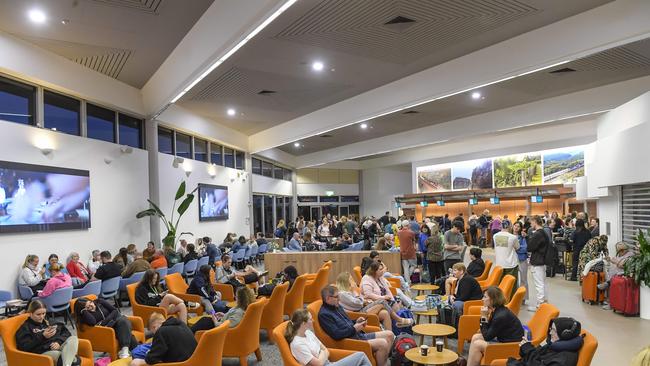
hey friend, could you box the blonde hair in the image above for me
[23,254,38,268]
[284,309,310,344]
[277,219,285,228]
[452,263,466,272]
[236,286,255,310]
[336,272,353,292]
[148,312,165,328]
[632,346,650,366]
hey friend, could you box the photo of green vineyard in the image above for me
[494,154,542,188]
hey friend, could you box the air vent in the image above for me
[257,90,277,95]
[385,16,416,25]
[320,134,333,138]
[549,67,577,74]
[402,110,419,114]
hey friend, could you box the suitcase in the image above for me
[581,271,605,304]
[609,275,640,316]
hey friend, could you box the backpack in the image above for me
[391,333,417,365]
[274,228,283,238]
[469,218,478,228]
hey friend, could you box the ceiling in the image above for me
[0,0,213,88]
[274,37,650,156]
[177,0,612,135]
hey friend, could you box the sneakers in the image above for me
[188,301,200,310]
[118,347,130,359]
[602,304,612,310]
[527,305,538,312]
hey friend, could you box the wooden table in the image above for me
[405,347,458,365]
[412,323,456,347]
[413,308,438,324]
[411,284,440,295]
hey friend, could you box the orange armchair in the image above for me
[260,282,289,342]
[479,266,503,291]
[209,269,235,301]
[464,273,518,313]
[305,261,332,282]
[352,266,362,285]
[0,314,94,366]
[304,266,331,304]
[476,260,493,281]
[127,283,171,324]
[70,295,145,361]
[273,320,362,366]
[506,287,526,316]
[165,273,204,315]
[307,300,378,366]
[222,297,268,366]
[284,274,309,316]
[156,320,230,366]
[490,330,597,366]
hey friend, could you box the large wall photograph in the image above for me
[543,148,585,184]
[452,159,493,190]
[417,167,451,193]
[493,153,542,188]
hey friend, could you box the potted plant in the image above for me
[624,228,650,319]
[136,181,197,249]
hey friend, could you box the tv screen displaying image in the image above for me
[198,183,228,221]
[0,161,90,233]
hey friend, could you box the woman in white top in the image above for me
[335,272,393,330]
[18,254,47,292]
[285,309,371,366]
[317,218,331,238]
[87,250,102,276]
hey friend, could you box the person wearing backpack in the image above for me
[527,216,549,312]
[426,223,445,283]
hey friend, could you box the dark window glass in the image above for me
[253,195,263,235]
[235,151,245,170]
[44,91,80,135]
[261,161,273,177]
[339,206,349,217]
[210,143,222,165]
[119,114,143,149]
[158,127,174,155]
[273,166,283,180]
[194,138,208,162]
[252,158,262,175]
[224,148,234,168]
[264,195,274,237]
[298,206,311,221]
[298,196,318,203]
[0,76,35,125]
[286,197,293,222]
[86,103,115,143]
[283,168,292,181]
[340,195,360,202]
[349,205,360,217]
[276,197,284,223]
[176,132,192,159]
[322,205,338,218]
[320,196,339,203]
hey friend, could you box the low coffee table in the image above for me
[412,323,455,347]
[411,284,439,296]
[405,347,458,365]
[413,308,438,324]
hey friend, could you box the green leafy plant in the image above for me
[624,229,650,287]
[136,181,197,249]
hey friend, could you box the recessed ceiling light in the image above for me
[226,108,236,116]
[28,9,47,24]
[471,91,482,100]
[312,61,324,71]
[61,19,70,25]
[360,123,368,129]
[293,142,300,147]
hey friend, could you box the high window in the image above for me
[86,103,116,143]
[44,91,80,136]
[0,76,35,125]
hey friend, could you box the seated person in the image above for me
[65,252,90,287]
[449,263,483,317]
[599,241,637,310]
[466,287,524,366]
[302,232,322,251]
[74,296,139,359]
[214,254,264,291]
[91,251,123,282]
[360,263,413,327]
[114,247,130,268]
[442,248,485,295]
[286,232,303,252]
[17,299,81,366]
[121,252,151,278]
[182,243,199,264]
[130,313,197,366]
[187,265,229,313]
[164,247,182,267]
[39,263,72,298]
[230,235,249,253]
[135,269,188,323]
[336,272,396,330]
[362,252,413,306]
[258,265,299,296]
[285,308,372,366]
[504,317,584,366]
[318,285,395,366]
[333,234,353,251]
[19,254,47,293]
[578,235,609,278]
[142,242,156,262]
[44,253,68,279]
[256,232,268,246]
[149,250,168,269]
[373,237,390,251]
[191,286,255,332]
[87,250,102,277]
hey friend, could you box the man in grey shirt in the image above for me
[444,221,466,273]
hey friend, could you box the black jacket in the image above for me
[318,303,359,340]
[187,274,217,301]
[527,229,549,266]
[455,275,483,302]
[135,283,163,307]
[571,230,591,252]
[16,318,72,354]
[480,306,524,342]
[79,298,120,327]
[145,317,197,365]
[507,339,581,366]
[467,258,485,278]
[183,251,199,264]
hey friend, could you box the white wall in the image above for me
[252,175,292,196]
[361,166,411,217]
[156,153,250,245]
[0,120,150,294]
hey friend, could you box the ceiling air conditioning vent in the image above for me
[320,134,333,138]
[549,67,576,74]
[257,90,277,95]
[385,16,416,25]
[402,110,419,114]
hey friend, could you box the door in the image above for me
[311,207,320,222]
[340,206,349,217]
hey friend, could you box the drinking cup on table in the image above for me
[420,345,429,356]
[436,339,444,352]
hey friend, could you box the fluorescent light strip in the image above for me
[169,0,297,105]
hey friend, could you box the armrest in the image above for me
[328,348,358,361]
[463,299,483,314]
[457,315,481,355]
[305,274,317,281]
[362,325,381,333]
[490,360,508,366]
[77,325,116,351]
[389,287,397,296]
[467,305,482,315]
[330,339,375,366]
[346,311,380,327]
[213,283,234,301]
[483,342,520,365]
[169,293,204,315]
[78,339,94,360]
[128,316,145,332]
[7,350,55,366]
[386,277,401,288]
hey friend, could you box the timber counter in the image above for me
[263,251,401,283]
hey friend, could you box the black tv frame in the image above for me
[198,183,229,221]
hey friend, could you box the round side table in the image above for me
[411,284,440,296]
[405,347,458,365]
[413,308,438,324]
[412,323,455,348]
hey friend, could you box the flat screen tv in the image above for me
[198,183,228,221]
[0,160,90,233]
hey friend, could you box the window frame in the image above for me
[86,102,117,143]
[158,126,175,155]
[118,113,144,149]
[43,89,81,136]
[0,75,36,125]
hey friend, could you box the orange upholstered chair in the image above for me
[305,261,332,282]
[222,297,268,366]
[165,273,204,315]
[284,274,309,316]
[307,300,379,366]
[0,313,94,366]
[303,265,331,304]
[476,260,493,281]
[465,274,518,313]
[260,282,290,342]
[127,283,171,324]
[70,295,145,361]
[386,277,402,289]
[273,320,361,366]
[506,287,526,316]
[479,266,503,291]
[352,266,362,285]
[157,320,230,366]
[209,269,235,301]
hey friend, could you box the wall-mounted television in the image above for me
[198,183,228,221]
[530,195,543,203]
[468,198,478,205]
[0,161,90,233]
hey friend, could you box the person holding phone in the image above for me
[189,286,255,332]
[134,269,188,323]
[19,254,48,293]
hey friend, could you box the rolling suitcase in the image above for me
[610,275,640,316]
[581,271,605,304]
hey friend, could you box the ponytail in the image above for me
[284,309,310,344]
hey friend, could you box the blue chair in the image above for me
[118,272,145,306]
[156,267,168,279]
[168,262,184,275]
[257,244,268,261]
[197,256,209,268]
[183,259,198,280]
[250,246,258,264]
[72,280,102,298]
[36,286,74,327]
[243,246,252,265]
[0,290,12,316]
[232,248,246,269]
[100,276,121,308]
[17,285,34,301]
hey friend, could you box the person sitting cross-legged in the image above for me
[134,269,188,323]
[318,285,394,366]
[130,312,197,366]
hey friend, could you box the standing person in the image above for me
[418,225,431,271]
[275,219,288,239]
[570,219,592,281]
[378,211,391,228]
[479,210,490,245]
[409,216,420,234]
[589,218,600,237]
[426,222,445,283]
[468,213,479,246]
[514,222,529,305]
[397,220,417,282]
[527,216,549,312]
[501,215,512,230]
[492,227,520,298]
[441,214,452,233]
[490,216,502,242]
[443,221,466,273]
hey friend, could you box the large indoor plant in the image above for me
[136,181,197,249]
[624,228,650,319]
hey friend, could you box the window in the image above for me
[44,90,80,135]
[264,195,274,237]
[158,127,174,155]
[320,196,339,203]
[298,206,311,221]
[210,143,222,165]
[86,103,115,143]
[283,168,292,181]
[119,114,143,149]
[0,76,35,125]
[274,165,283,180]
[235,151,245,170]
[223,148,234,168]
[253,195,263,235]
[341,196,360,202]
[276,197,284,224]
[194,138,208,162]
[252,158,262,175]
[261,161,273,177]
[298,196,318,203]
[285,197,293,222]
[175,132,192,159]
[622,183,650,243]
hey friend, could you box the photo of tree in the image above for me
[417,167,452,193]
[494,153,542,188]
[452,159,493,190]
[543,148,585,184]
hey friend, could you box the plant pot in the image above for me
[641,284,650,320]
